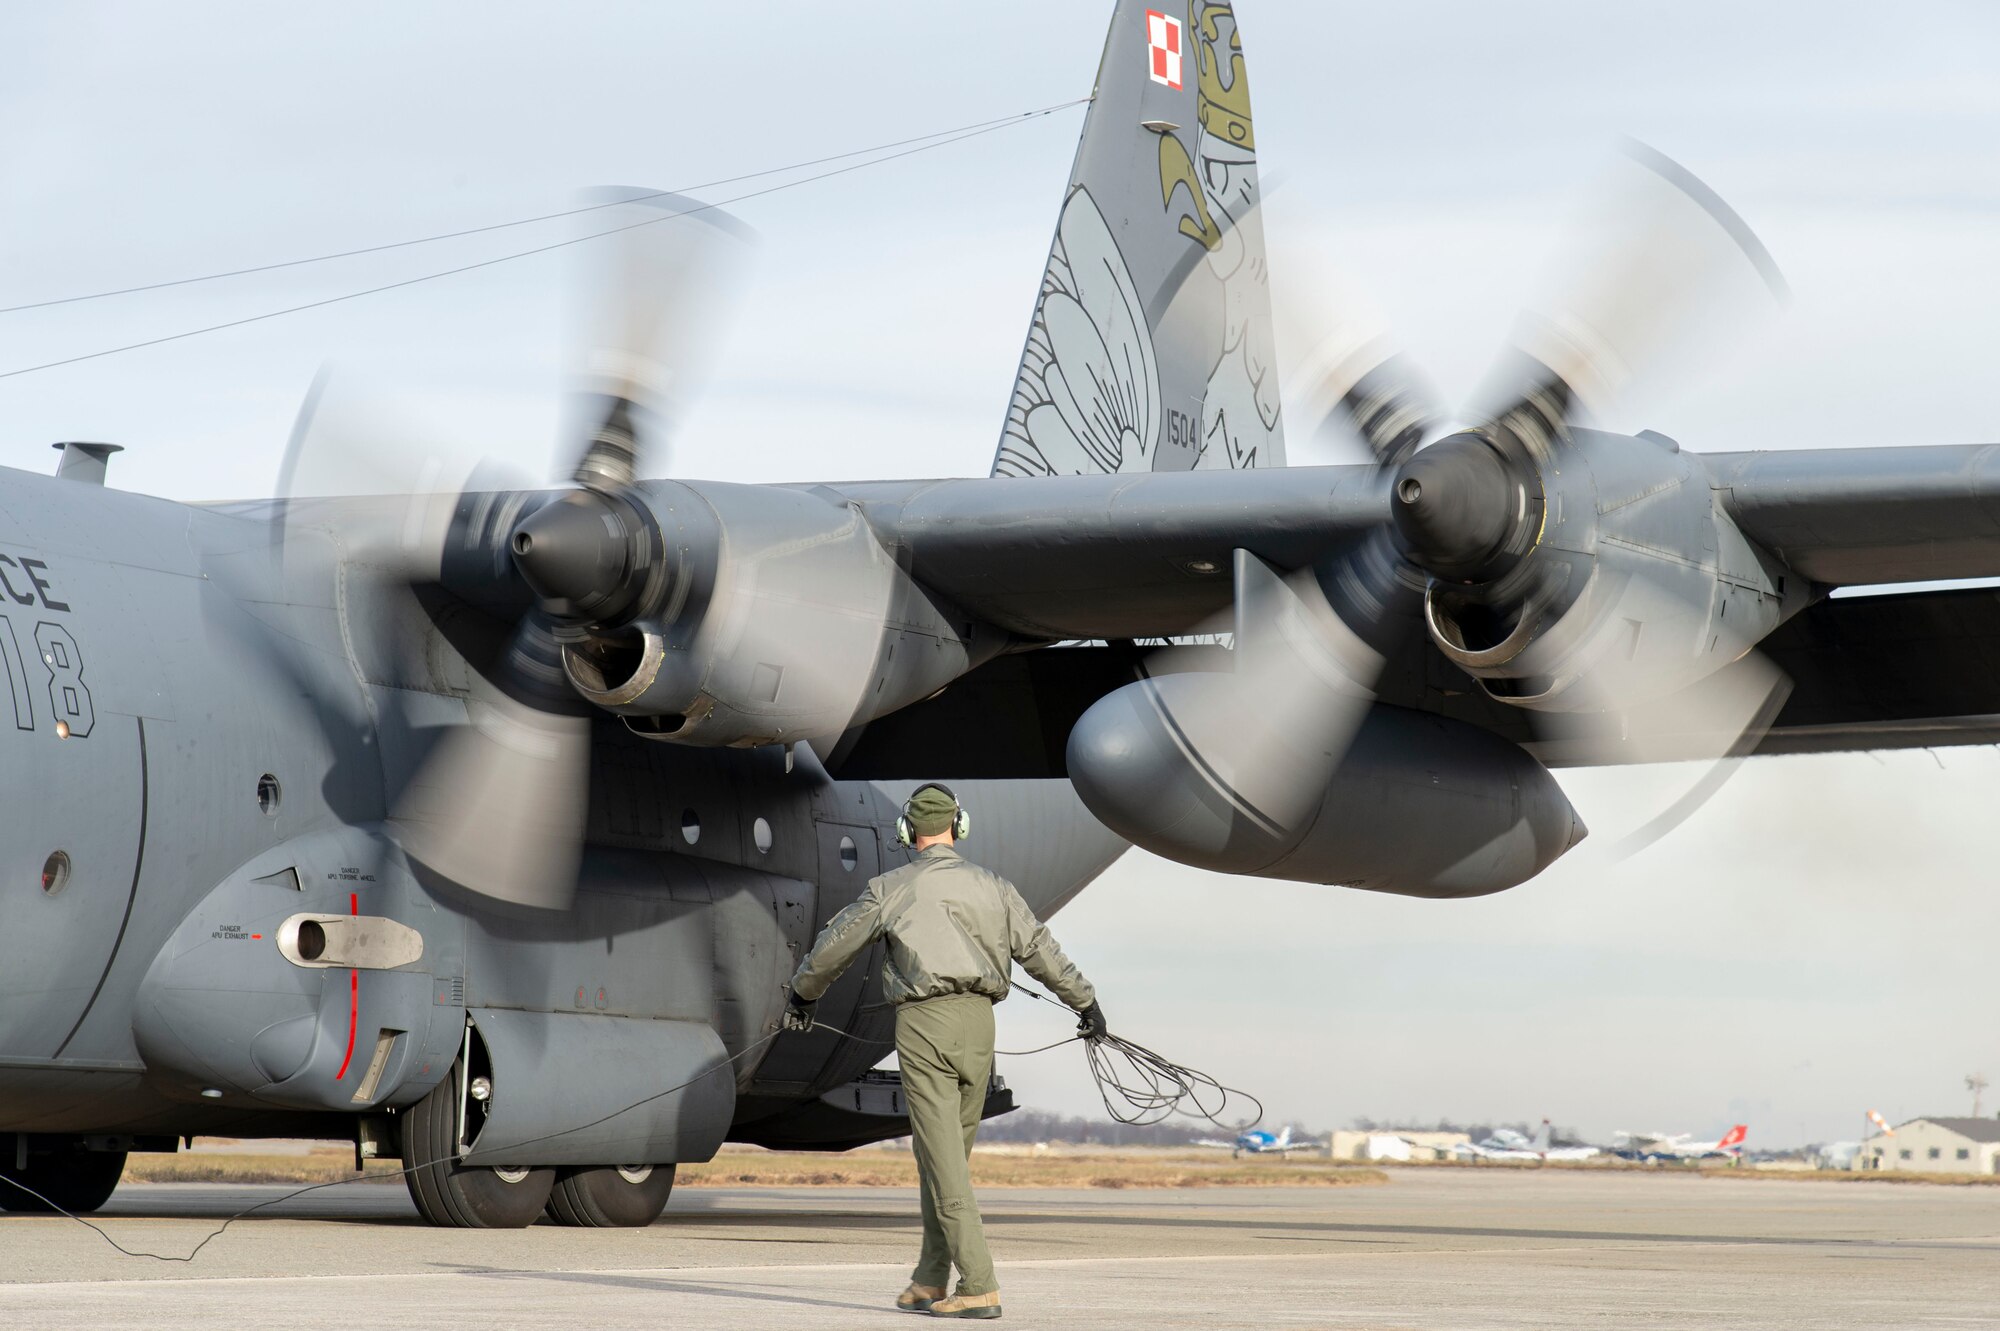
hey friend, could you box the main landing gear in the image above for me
[400,1058,674,1229]
[0,1136,127,1215]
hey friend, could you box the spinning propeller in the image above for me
[279,191,754,910]
[1136,140,1793,861]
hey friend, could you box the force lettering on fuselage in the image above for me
[0,553,69,613]
[0,553,93,739]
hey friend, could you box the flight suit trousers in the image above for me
[895,993,998,1296]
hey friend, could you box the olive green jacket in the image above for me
[789,845,1095,1011]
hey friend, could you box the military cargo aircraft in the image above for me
[6,0,2000,1231]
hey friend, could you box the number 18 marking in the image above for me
[0,615,94,737]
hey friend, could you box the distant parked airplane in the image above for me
[1455,1119,1600,1162]
[1198,1126,1324,1158]
[1610,1124,1748,1162]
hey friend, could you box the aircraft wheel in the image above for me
[401,1066,553,1228]
[0,1139,126,1214]
[545,1164,677,1227]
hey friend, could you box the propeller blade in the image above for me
[1475,138,1788,431]
[1523,559,1794,857]
[566,188,755,489]
[1605,655,1790,859]
[1137,547,1396,840]
[273,368,533,587]
[391,613,590,911]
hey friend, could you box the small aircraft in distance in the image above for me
[1454,1120,1600,1162]
[1610,1124,1749,1163]
[1198,1126,1325,1158]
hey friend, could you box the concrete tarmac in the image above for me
[4,1169,1998,1328]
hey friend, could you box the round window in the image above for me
[839,835,858,872]
[257,773,282,816]
[752,817,773,854]
[41,851,71,896]
[680,808,701,845]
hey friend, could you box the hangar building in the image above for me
[1858,1117,2000,1174]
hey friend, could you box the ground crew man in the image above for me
[784,783,1104,1320]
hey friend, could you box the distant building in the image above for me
[1858,1118,2000,1174]
[1329,1130,1471,1162]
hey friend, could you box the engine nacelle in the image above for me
[1414,427,1802,712]
[553,481,1003,748]
[1067,679,1587,898]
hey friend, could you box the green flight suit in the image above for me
[790,843,1095,1296]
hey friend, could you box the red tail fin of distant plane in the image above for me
[1717,1124,1748,1150]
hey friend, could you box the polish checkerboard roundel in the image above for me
[1146,9,1183,90]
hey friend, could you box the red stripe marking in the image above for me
[334,891,360,1080]
[335,970,358,1079]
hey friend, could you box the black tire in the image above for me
[401,1066,553,1228]
[0,1140,126,1215]
[545,1164,677,1227]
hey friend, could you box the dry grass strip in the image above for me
[122,1148,1388,1190]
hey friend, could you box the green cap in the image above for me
[905,785,960,837]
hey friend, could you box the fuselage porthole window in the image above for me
[681,808,701,845]
[40,850,71,896]
[257,773,282,816]
[839,835,858,871]
[753,817,773,854]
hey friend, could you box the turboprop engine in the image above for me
[1396,418,1803,715]
[1070,137,1813,886]
[508,478,998,748]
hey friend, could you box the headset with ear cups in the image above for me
[895,782,971,847]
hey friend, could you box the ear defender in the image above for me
[897,784,969,847]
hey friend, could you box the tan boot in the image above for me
[929,1288,1002,1319]
[897,1284,946,1313]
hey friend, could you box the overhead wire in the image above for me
[0,99,1089,317]
[0,96,1089,383]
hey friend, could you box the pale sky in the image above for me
[5,3,2000,1148]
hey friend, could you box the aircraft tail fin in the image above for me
[1532,1119,1553,1153]
[1717,1124,1748,1150]
[991,1,1284,477]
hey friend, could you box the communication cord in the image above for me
[1,988,1255,1264]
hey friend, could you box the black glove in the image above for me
[1076,1000,1107,1041]
[782,989,816,1033]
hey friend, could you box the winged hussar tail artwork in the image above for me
[993,3,1283,477]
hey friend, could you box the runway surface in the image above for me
[5,1169,1998,1328]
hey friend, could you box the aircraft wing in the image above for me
[842,466,1384,642]
[833,449,2000,779]
[847,445,2000,642]
[1705,445,2000,587]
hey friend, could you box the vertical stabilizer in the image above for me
[992,1,1283,477]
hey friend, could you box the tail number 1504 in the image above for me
[0,617,94,738]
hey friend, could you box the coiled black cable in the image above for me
[1008,982,1263,1131]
